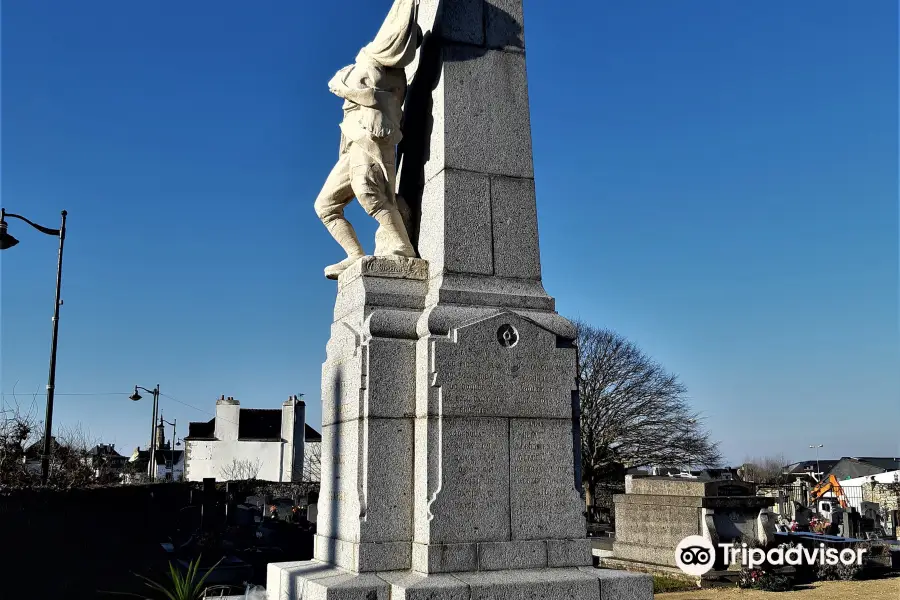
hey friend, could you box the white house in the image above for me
[127,446,185,481]
[183,395,320,483]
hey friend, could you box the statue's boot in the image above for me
[372,208,416,258]
[323,219,365,280]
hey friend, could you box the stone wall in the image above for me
[862,481,900,535]
[0,483,195,598]
[863,481,900,510]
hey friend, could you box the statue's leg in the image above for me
[315,152,365,280]
[349,151,415,258]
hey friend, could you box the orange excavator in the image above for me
[809,474,850,509]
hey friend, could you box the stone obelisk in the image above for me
[267,2,653,598]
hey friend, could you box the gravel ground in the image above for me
[658,577,900,599]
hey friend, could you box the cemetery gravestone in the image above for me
[611,477,776,573]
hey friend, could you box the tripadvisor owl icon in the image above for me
[675,536,716,576]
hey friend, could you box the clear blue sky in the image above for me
[2,1,897,465]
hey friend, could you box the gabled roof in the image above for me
[131,449,184,466]
[88,444,125,458]
[156,450,184,466]
[24,437,59,460]
[784,460,840,475]
[304,424,322,442]
[238,409,282,441]
[829,457,900,480]
[846,457,900,471]
[185,411,322,443]
[187,418,215,440]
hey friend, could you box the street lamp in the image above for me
[0,208,68,486]
[809,444,824,481]
[130,385,161,478]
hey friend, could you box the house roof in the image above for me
[131,449,184,466]
[828,457,900,480]
[88,444,125,458]
[784,460,840,475]
[24,437,59,460]
[187,418,215,440]
[845,457,900,471]
[238,409,283,441]
[185,411,322,442]
[305,424,322,442]
[158,450,184,465]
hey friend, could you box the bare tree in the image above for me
[575,321,722,508]
[47,422,98,489]
[739,454,789,484]
[220,457,263,481]
[0,402,40,488]
[303,441,322,483]
[0,402,99,489]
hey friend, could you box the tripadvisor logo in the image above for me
[675,535,867,576]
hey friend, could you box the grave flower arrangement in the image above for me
[809,517,830,534]
[738,567,793,592]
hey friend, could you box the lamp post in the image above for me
[809,444,824,481]
[130,385,161,478]
[0,208,68,486]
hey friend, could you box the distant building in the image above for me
[87,444,128,479]
[22,437,59,474]
[827,457,900,481]
[25,438,130,482]
[782,460,840,483]
[183,395,321,483]
[127,446,185,481]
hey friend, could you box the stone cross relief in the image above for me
[314,0,423,280]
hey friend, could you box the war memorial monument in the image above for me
[268,1,654,598]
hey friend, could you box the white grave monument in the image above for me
[268,1,654,598]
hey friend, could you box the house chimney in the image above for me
[215,395,240,441]
[281,395,306,483]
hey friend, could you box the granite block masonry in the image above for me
[267,1,653,598]
[610,477,776,573]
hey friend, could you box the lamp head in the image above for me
[0,220,19,250]
[129,387,142,402]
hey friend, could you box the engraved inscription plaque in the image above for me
[509,419,586,540]
[428,313,576,419]
[426,417,511,543]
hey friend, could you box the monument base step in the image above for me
[599,557,692,579]
[267,560,653,600]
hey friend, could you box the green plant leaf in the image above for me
[167,563,183,599]
[192,556,224,597]
[126,554,224,600]
[136,573,177,600]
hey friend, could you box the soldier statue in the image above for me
[314,0,421,280]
